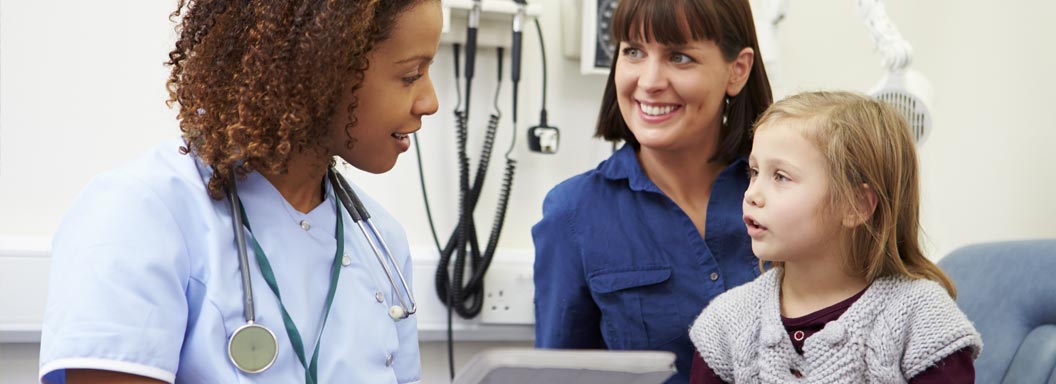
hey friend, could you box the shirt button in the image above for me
[375,291,385,303]
[299,219,311,231]
[342,254,352,267]
[385,354,394,367]
[710,272,720,281]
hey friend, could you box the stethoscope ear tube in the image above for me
[331,167,368,221]
[329,168,418,320]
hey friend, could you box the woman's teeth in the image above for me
[392,133,408,139]
[640,103,677,116]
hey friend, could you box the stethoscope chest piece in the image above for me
[228,322,279,374]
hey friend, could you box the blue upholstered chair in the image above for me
[938,239,1056,384]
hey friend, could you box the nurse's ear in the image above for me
[725,47,754,98]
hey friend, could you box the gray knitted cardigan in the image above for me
[689,269,982,383]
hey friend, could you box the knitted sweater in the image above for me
[689,269,982,383]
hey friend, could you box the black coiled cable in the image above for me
[435,47,515,319]
[485,161,516,263]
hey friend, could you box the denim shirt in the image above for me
[532,145,760,384]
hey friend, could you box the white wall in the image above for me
[3,0,1055,382]
[773,0,1056,259]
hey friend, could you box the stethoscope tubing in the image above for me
[329,168,418,317]
[230,174,257,324]
[225,166,419,375]
[229,167,418,324]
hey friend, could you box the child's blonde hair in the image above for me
[753,91,956,297]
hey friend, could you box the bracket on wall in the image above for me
[441,0,543,48]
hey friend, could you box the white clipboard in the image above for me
[452,348,677,384]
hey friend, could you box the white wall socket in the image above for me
[481,262,535,325]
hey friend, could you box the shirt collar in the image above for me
[597,144,657,193]
[598,144,748,193]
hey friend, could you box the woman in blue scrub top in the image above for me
[531,0,772,382]
[39,1,441,383]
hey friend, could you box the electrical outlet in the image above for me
[481,262,535,325]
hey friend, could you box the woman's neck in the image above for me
[259,153,329,213]
[637,147,727,208]
[779,241,869,318]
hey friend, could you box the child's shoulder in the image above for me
[880,276,958,314]
[691,269,776,336]
[875,276,982,377]
[688,270,777,381]
[705,269,775,316]
[876,276,970,331]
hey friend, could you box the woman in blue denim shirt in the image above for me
[531,0,772,382]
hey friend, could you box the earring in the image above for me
[722,96,731,126]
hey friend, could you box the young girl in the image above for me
[689,91,982,383]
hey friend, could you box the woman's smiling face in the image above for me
[614,38,740,153]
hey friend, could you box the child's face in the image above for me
[743,120,844,263]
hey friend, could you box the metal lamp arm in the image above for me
[857,0,913,71]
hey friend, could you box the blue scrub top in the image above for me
[532,145,760,384]
[39,140,421,384]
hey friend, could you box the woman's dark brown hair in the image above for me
[165,0,426,199]
[595,0,773,163]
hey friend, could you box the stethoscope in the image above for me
[226,167,417,375]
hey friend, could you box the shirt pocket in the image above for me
[588,266,684,350]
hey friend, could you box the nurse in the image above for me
[38,0,441,383]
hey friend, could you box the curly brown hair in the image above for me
[165,0,427,199]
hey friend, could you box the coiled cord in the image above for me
[435,47,514,319]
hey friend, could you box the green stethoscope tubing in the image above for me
[225,167,417,380]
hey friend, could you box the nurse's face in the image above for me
[331,1,442,173]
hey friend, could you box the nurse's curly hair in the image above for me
[165,0,425,199]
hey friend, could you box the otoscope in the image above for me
[462,0,482,120]
[510,0,527,130]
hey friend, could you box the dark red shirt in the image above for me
[690,288,975,383]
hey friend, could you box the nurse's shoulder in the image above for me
[65,139,213,218]
[110,138,215,212]
[42,139,208,383]
[52,138,213,279]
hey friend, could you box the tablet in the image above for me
[452,348,677,384]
